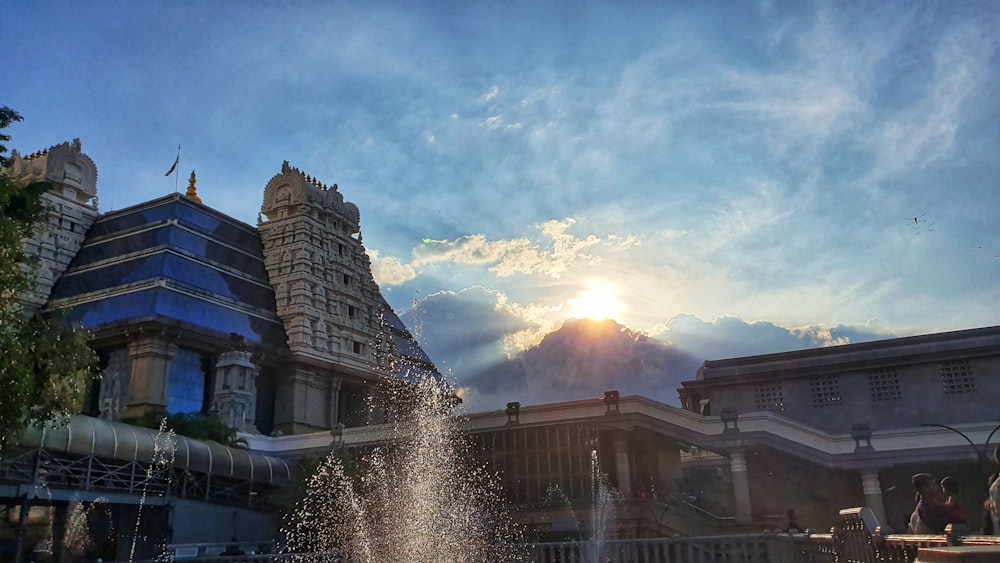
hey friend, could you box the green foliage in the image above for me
[122,412,245,448]
[0,106,98,450]
[0,106,22,166]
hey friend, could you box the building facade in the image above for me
[1,141,440,559]
[678,326,1000,433]
[7,142,438,437]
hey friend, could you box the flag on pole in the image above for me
[165,155,179,177]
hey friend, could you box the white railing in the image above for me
[523,533,830,563]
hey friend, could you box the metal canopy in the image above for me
[18,415,291,485]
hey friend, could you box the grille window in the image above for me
[868,367,901,402]
[754,382,784,411]
[940,360,975,394]
[810,375,842,407]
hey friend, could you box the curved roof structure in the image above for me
[19,415,292,485]
[47,194,288,347]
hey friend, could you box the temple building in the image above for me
[7,142,438,437]
[1,141,439,559]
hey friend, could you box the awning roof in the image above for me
[19,415,292,485]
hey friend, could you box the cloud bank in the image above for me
[405,287,899,412]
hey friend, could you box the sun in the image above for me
[567,282,626,322]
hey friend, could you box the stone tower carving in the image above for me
[259,161,387,370]
[212,343,260,434]
[6,140,99,308]
[259,162,396,433]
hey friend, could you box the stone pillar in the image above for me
[328,377,342,428]
[656,439,682,490]
[730,450,753,524]
[212,349,259,433]
[614,433,632,499]
[14,496,30,563]
[125,335,176,417]
[273,367,316,435]
[860,468,887,527]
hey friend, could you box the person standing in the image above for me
[940,476,967,525]
[909,473,950,533]
[990,449,1000,534]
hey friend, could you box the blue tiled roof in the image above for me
[71,221,268,279]
[89,196,260,248]
[49,194,285,346]
[52,252,275,309]
[65,286,287,345]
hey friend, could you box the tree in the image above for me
[0,106,98,450]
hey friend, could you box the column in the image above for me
[860,468,887,528]
[730,450,753,524]
[328,377,342,428]
[614,433,632,499]
[213,349,259,433]
[14,496,30,563]
[656,438,682,490]
[125,335,176,417]
[273,367,313,435]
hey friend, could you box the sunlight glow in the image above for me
[567,282,626,322]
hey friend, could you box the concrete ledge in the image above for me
[916,546,1000,562]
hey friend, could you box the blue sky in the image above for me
[5,1,999,408]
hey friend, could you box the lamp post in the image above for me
[920,422,1000,475]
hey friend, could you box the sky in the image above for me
[4,1,1000,410]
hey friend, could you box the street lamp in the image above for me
[920,422,1000,474]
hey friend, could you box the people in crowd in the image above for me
[991,448,1000,534]
[786,509,801,533]
[908,473,951,533]
[940,476,967,525]
[984,473,998,534]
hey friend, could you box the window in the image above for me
[343,273,351,286]
[868,367,901,402]
[348,305,356,319]
[754,382,784,411]
[810,375,841,407]
[353,341,364,354]
[940,360,976,394]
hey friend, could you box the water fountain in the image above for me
[536,450,622,563]
[282,375,525,562]
[129,419,176,563]
[585,449,622,563]
[61,497,115,561]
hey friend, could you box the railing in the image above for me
[142,506,1000,563]
[829,507,1000,563]
[160,537,827,563]
[524,533,831,563]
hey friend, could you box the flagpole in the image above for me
[175,144,181,193]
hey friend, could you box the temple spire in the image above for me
[186,170,202,204]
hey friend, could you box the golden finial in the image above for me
[186,170,203,204]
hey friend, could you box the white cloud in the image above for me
[478,114,522,132]
[367,249,417,286]
[479,85,500,104]
[868,24,987,183]
[481,115,504,130]
[411,218,636,279]
[705,181,795,251]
